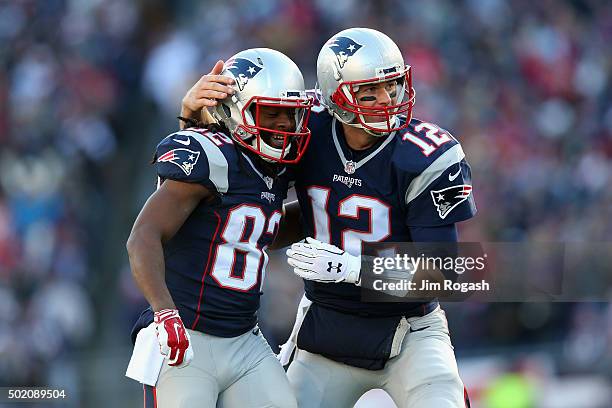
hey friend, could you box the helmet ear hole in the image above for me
[222,103,232,118]
[332,64,342,81]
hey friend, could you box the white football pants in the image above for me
[153,328,297,408]
[286,307,468,408]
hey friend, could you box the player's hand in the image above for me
[181,60,235,111]
[287,237,361,284]
[154,309,194,368]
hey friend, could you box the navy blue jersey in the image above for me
[294,110,476,316]
[133,128,291,339]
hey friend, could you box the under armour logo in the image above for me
[327,262,343,273]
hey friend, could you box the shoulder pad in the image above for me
[397,119,476,226]
[155,130,233,193]
[394,118,463,174]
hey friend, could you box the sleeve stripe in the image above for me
[405,144,465,205]
[181,131,229,193]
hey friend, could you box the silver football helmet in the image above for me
[317,28,415,135]
[212,48,312,163]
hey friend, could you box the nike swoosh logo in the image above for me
[409,325,430,333]
[173,322,182,340]
[173,137,191,146]
[448,167,461,181]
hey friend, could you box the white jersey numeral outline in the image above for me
[403,122,453,156]
[210,204,281,291]
[307,187,391,256]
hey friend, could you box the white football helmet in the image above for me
[212,48,312,163]
[317,28,415,135]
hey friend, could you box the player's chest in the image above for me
[195,173,285,246]
[297,140,403,210]
[221,161,289,213]
[296,153,412,254]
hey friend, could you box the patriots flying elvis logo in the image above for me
[157,148,201,176]
[328,36,363,68]
[431,185,472,219]
[226,58,263,91]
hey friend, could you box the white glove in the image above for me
[287,237,361,284]
[154,309,194,368]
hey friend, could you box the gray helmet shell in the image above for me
[213,48,310,161]
[317,28,414,134]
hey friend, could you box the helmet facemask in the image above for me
[330,65,415,136]
[234,94,312,164]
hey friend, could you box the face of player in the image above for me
[256,105,297,148]
[353,79,399,123]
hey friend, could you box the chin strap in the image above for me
[177,116,203,128]
[332,111,394,137]
[350,120,394,137]
[254,137,292,162]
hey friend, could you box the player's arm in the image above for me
[269,200,305,250]
[126,180,213,368]
[128,132,224,368]
[179,60,234,129]
[126,180,213,311]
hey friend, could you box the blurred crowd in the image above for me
[0,0,610,406]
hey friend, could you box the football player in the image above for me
[179,28,476,408]
[126,48,312,408]
[282,28,475,408]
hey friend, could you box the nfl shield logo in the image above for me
[344,160,356,174]
[263,176,274,190]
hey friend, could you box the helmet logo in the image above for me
[226,58,263,91]
[328,36,362,68]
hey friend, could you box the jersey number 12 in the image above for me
[307,187,391,255]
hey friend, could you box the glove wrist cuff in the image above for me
[154,308,180,323]
[346,253,362,284]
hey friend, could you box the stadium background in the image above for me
[0,0,610,407]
